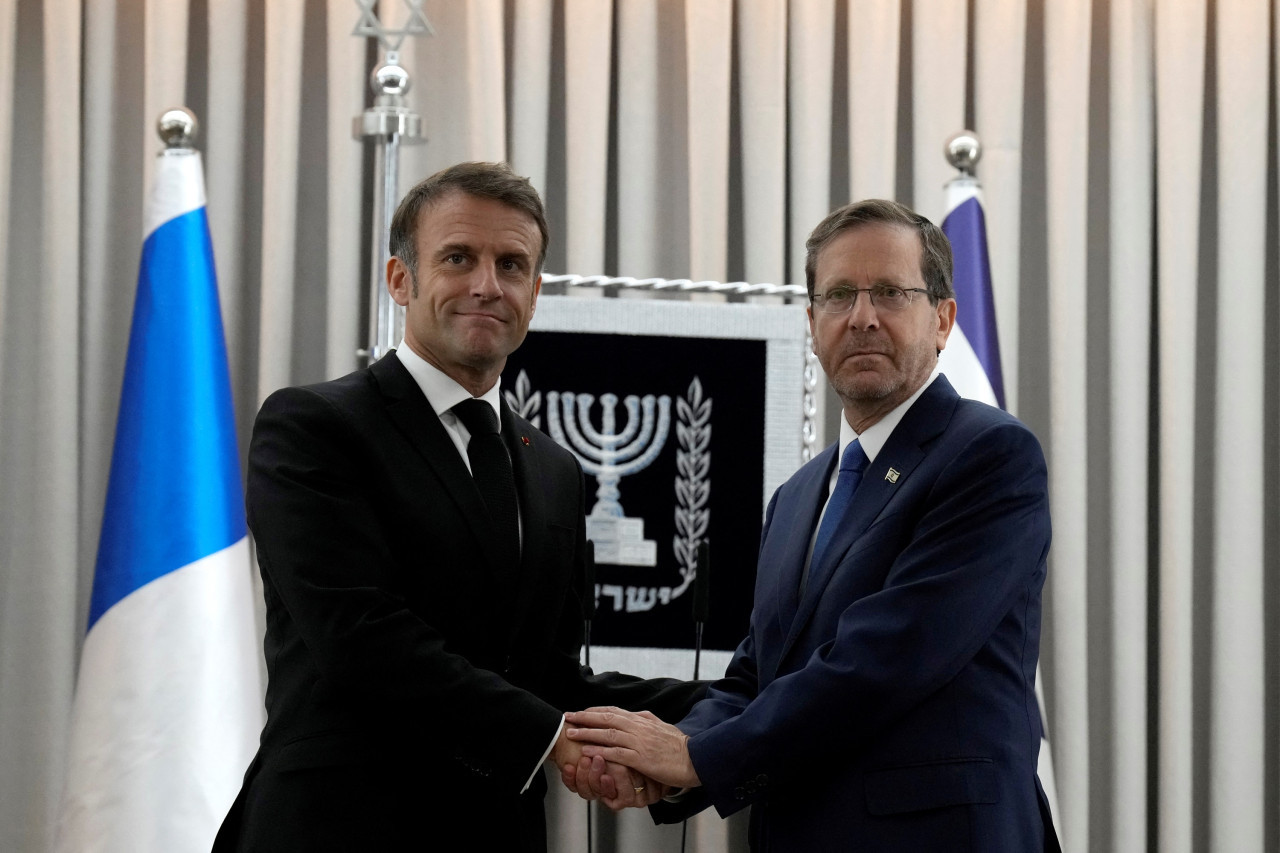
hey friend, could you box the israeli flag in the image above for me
[938,179,1005,408]
[938,177,1059,829]
[55,148,263,852]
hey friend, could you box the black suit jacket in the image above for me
[215,353,700,852]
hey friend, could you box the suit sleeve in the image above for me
[684,419,1050,817]
[672,488,781,737]
[533,464,708,724]
[648,490,778,826]
[248,386,564,792]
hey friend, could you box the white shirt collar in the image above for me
[394,342,503,425]
[836,367,941,465]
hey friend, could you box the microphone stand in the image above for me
[681,540,711,853]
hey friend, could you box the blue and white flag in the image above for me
[938,179,1005,409]
[938,177,1059,829]
[55,148,263,852]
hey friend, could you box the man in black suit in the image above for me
[214,162,701,851]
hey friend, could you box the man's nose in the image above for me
[847,290,879,329]
[471,265,503,298]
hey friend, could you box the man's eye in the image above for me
[825,288,853,302]
[446,253,467,264]
[875,285,905,299]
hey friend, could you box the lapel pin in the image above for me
[521,436,531,446]
[885,467,900,483]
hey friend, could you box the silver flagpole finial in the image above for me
[157,107,198,150]
[352,0,432,366]
[372,61,411,98]
[944,130,981,177]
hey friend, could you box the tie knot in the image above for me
[840,439,868,475]
[453,399,499,436]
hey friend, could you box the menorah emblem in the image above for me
[546,391,671,566]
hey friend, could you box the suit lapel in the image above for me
[773,447,836,636]
[370,354,510,577]
[778,376,960,668]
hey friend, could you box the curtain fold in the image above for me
[685,0,731,283]
[564,0,611,274]
[325,0,364,379]
[2,2,1279,851]
[972,0,1025,413]
[910,0,964,224]
[616,0,664,278]
[848,0,899,204]
[1106,2,1153,851]
[1041,2,1092,848]
[737,0,785,285]
[786,0,835,288]
[1154,2,1206,850]
[508,0,553,197]
[1210,1,1269,849]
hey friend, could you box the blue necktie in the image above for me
[807,439,869,585]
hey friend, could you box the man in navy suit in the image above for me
[565,199,1059,851]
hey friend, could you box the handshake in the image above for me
[549,707,703,811]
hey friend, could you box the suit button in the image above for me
[745,781,758,795]
[733,786,745,800]
[756,773,769,789]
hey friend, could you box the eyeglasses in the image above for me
[810,285,930,314]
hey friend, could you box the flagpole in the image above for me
[941,129,1058,835]
[55,107,263,853]
[939,131,1006,410]
[352,7,433,365]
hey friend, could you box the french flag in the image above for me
[939,177,1059,831]
[55,147,262,852]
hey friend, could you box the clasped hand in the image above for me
[551,707,701,811]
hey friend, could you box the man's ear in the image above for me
[934,297,957,353]
[388,257,412,307]
[530,275,542,314]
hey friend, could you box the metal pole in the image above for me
[354,57,424,365]
[351,4,433,364]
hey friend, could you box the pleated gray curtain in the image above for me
[2,1,1278,852]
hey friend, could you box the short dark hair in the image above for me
[389,161,549,283]
[804,198,954,303]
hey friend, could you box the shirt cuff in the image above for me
[523,716,565,793]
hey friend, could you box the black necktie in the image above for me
[452,399,519,563]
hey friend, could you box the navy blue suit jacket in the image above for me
[657,375,1057,851]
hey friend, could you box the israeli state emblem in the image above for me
[505,371,711,614]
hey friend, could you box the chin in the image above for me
[834,371,897,402]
